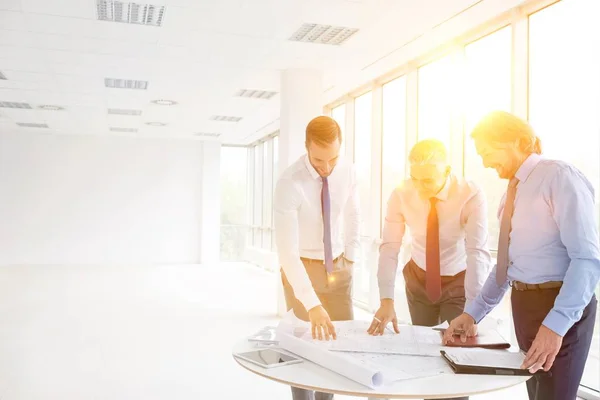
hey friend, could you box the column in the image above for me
[200,141,221,265]
[276,69,324,316]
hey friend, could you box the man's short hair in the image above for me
[305,116,342,147]
[408,139,448,165]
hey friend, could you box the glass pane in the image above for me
[354,92,372,231]
[417,55,454,149]
[262,140,273,249]
[331,104,346,156]
[253,144,263,247]
[463,26,512,252]
[272,136,279,251]
[353,92,373,305]
[529,0,600,391]
[381,77,407,235]
[220,147,248,260]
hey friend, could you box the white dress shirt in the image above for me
[378,173,492,303]
[274,155,361,311]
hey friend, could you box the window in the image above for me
[262,140,273,249]
[529,0,600,392]
[463,26,512,251]
[220,147,248,260]
[353,91,373,304]
[381,77,407,233]
[331,104,347,156]
[272,136,279,250]
[252,144,263,247]
[417,55,454,149]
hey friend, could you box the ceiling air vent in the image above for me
[289,24,359,45]
[110,127,138,133]
[195,132,221,138]
[17,122,49,128]
[211,115,242,122]
[235,89,277,100]
[97,1,166,27]
[108,108,142,116]
[104,78,148,90]
[0,101,32,109]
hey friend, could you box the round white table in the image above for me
[232,340,530,399]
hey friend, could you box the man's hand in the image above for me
[521,325,563,373]
[367,299,400,336]
[308,305,336,341]
[442,313,478,344]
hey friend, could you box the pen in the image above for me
[373,316,394,333]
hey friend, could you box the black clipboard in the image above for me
[440,350,534,376]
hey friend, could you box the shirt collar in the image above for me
[515,153,543,183]
[434,174,454,202]
[304,154,321,180]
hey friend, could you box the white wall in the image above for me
[0,132,205,266]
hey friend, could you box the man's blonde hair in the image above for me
[471,111,542,154]
[408,139,448,165]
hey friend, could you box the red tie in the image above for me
[426,197,441,302]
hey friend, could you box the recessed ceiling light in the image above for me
[289,23,359,45]
[96,1,166,27]
[210,115,242,122]
[108,108,142,116]
[151,99,177,106]
[38,105,64,111]
[235,89,278,100]
[0,101,32,109]
[104,78,148,90]
[145,121,167,127]
[17,122,49,128]
[110,127,138,133]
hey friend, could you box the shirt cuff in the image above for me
[344,246,359,262]
[298,290,321,313]
[379,284,395,300]
[464,301,487,324]
[542,309,573,337]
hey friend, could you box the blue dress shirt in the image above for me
[465,154,600,336]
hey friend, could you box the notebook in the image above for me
[440,348,533,376]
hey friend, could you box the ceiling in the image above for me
[0,0,524,145]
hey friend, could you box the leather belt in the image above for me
[511,280,563,291]
[300,253,344,264]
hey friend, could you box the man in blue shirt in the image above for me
[443,111,599,400]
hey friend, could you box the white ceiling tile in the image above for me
[21,0,95,18]
[22,13,161,43]
[0,57,50,74]
[0,87,32,102]
[0,79,41,90]
[0,0,21,12]
[0,9,25,29]
[2,108,44,122]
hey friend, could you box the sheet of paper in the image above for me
[300,321,445,357]
[431,321,450,331]
[275,312,453,388]
[443,348,526,369]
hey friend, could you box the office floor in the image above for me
[0,262,578,399]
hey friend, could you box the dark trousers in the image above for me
[404,259,468,400]
[512,288,597,400]
[282,256,354,400]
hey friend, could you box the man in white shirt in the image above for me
[370,140,490,400]
[274,115,360,400]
